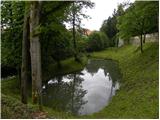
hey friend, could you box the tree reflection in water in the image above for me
[86,59,121,83]
[42,59,121,115]
[42,74,87,115]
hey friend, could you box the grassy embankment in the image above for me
[82,42,158,118]
[1,42,158,118]
[1,57,87,119]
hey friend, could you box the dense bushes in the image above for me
[86,32,109,52]
[1,1,25,78]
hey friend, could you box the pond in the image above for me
[42,59,121,115]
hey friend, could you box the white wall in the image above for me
[118,38,124,47]
[118,32,159,46]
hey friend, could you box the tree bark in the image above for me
[140,18,144,53]
[30,1,42,106]
[21,7,30,104]
[143,33,146,43]
[117,38,119,47]
[72,2,78,61]
[140,34,143,53]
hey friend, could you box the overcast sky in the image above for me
[81,0,135,31]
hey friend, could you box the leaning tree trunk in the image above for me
[21,4,30,104]
[30,1,42,106]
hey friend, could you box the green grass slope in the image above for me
[1,43,158,118]
[1,57,87,119]
[82,42,158,118]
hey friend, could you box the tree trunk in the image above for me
[30,1,42,106]
[21,7,30,104]
[143,34,146,43]
[117,38,119,47]
[140,34,143,53]
[72,2,78,61]
[140,18,144,53]
[18,67,21,90]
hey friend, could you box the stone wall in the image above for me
[118,32,159,46]
[118,38,124,47]
[130,32,159,45]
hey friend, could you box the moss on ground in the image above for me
[1,43,158,118]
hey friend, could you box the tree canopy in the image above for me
[117,1,158,45]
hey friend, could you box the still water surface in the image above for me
[42,59,121,115]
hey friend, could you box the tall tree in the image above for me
[40,1,73,72]
[72,2,77,61]
[21,2,31,104]
[100,3,125,47]
[30,1,42,106]
[117,1,158,52]
[66,1,94,61]
[100,17,116,47]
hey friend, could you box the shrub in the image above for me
[86,31,109,52]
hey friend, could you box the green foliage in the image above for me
[1,1,25,69]
[88,32,103,51]
[43,56,87,81]
[49,30,73,64]
[87,32,109,52]
[2,1,158,119]
[1,1,94,77]
[101,17,117,39]
[40,2,74,69]
[117,1,159,41]
[65,1,94,62]
[100,32,110,48]
[76,33,88,53]
[65,1,94,28]
[100,4,125,47]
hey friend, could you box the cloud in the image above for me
[81,0,135,31]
